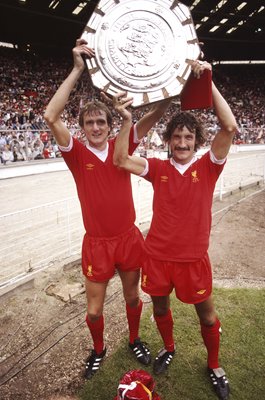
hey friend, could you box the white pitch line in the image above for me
[213,188,264,217]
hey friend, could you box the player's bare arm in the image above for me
[210,82,238,160]
[44,38,95,147]
[136,97,172,140]
[191,60,237,160]
[113,92,147,176]
[101,90,172,141]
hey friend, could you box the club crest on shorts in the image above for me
[197,289,206,295]
[142,274,148,287]
[87,265,93,277]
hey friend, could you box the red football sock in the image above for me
[85,314,104,354]
[200,318,221,369]
[126,299,143,344]
[154,309,175,352]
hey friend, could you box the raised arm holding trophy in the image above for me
[44,37,172,381]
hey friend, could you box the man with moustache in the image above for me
[113,60,238,400]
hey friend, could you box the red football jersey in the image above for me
[144,151,225,261]
[61,127,138,237]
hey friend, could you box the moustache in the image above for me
[174,146,190,151]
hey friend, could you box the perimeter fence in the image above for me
[0,151,264,293]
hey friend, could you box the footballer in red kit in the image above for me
[44,38,171,380]
[113,60,238,400]
[60,129,144,281]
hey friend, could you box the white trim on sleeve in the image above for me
[58,136,73,152]
[209,149,226,165]
[140,158,149,177]
[133,124,140,144]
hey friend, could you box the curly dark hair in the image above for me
[162,111,206,151]
[78,100,113,129]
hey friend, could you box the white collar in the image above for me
[170,154,198,174]
[86,142,109,162]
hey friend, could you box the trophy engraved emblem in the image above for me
[82,0,201,107]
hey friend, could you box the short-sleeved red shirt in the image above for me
[61,126,137,237]
[144,151,225,261]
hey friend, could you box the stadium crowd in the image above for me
[1,47,265,164]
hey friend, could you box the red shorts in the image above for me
[82,225,144,282]
[141,253,212,304]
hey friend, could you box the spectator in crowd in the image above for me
[51,140,61,157]
[0,43,264,160]
[1,144,14,164]
[48,140,58,158]
[256,127,265,144]
[43,146,51,159]
[40,130,49,146]
[17,134,27,159]
[0,132,7,148]
[113,61,238,400]
[31,138,44,159]
[44,38,171,379]
[12,145,25,162]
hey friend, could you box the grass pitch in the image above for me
[80,288,265,400]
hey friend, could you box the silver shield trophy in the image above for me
[81,0,201,107]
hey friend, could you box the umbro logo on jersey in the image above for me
[86,163,94,171]
[161,175,168,183]
[191,170,199,183]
